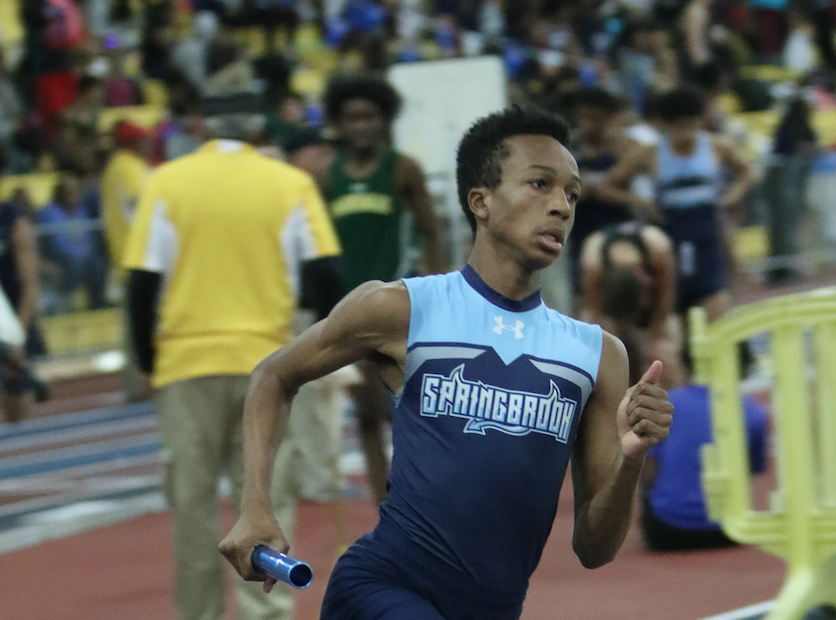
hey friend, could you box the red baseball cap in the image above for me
[114,120,149,146]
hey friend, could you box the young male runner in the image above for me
[220,106,674,620]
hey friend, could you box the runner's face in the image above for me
[339,98,386,152]
[477,135,580,270]
[666,117,702,153]
[576,106,610,143]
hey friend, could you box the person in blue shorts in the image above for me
[599,86,753,324]
[220,106,674,620]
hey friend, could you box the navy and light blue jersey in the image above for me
[378,265,603,592]
[656,131,720,212]
[572,152,633,245]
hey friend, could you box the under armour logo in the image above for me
[493,316,524,339]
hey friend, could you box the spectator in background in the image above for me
[568,87,634,316]
[141,0,176,80]
[20,0,81,146]
[615,17,663,112]
[171,10,219,93]
[764,94,818,286]
[83,0,111,39]
[101,120,151,401]
[151,71,203,164]
[3,188,48,356]
[265,90,308,153]
[693,60,729,133]
[101,121,150,269]
[578,221,681,386]
[641,343,768,552]
[37,174,108,312]
[101,41,143,108]
[748,0,789,64]
[600,87,753,325]
[810,0,836,76]
[56,76,105,168]
[204,25,255,95]
[250,0,300,55]
[318,75,445,504]
[0,50,31,173]
[680,0,716,77]
[0,162,45,420]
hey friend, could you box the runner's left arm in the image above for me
[570,333,673,568]
[713,135,753,209]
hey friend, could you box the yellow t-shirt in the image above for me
[123,140,341,388]
[100,148,149,273]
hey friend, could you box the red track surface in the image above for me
[0,474,785,620]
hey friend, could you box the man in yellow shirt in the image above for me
[123,92,342,620]
[101,121,150,268]
[101,121,150,402]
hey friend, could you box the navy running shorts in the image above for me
[321,521,525,620]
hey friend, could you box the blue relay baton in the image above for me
[251,545,313,589]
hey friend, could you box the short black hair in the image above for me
[642,90,662,121]
[574,87,619,114]
[657,87,706,123]
[456,106,569,233]
[694,61,723,93]
[78,75,101,94]
[602,268,645,322]
[324,76,402,124]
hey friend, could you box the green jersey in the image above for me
[329,149,413,293]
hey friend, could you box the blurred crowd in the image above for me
[0,2,827,400]
[0,0,831,322]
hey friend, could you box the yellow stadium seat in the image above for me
[734,109,781,138]
[97,105,167,133]
[291,68,327,100]
[739,65,801,83]
[0,0,24,61]
[142,79,170,108]
[295,23,324,60]
[718,93,743,116]
[0,173,61,208]
[304,48,340,74]
[41,308,123,356]
[813,109,836,146]
[234,27,267,57]
[735,225,770,262]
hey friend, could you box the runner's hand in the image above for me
[616,360,674,461]
[219,511,288,593]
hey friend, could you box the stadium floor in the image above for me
[0,396,785,620]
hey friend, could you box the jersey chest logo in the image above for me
[420,365,577,443]
[493,316,524,339]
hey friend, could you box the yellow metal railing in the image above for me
[691,288,836,620]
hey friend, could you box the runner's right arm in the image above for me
[219,280,409,585]
[598,144,658,220]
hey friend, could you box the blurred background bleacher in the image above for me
[0,0,834,402]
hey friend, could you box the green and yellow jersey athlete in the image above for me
[317,76,446,504]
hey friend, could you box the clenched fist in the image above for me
[617,360,674,461]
